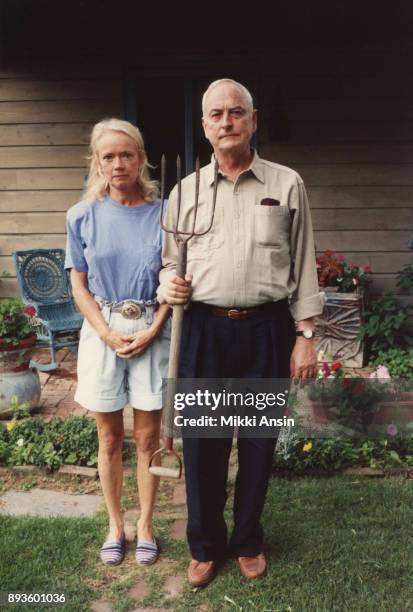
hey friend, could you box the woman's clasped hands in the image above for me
[101,328,157,358]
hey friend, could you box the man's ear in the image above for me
[252,109,258,133]
[202,116,208,138]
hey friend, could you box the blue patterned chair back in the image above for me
[12,248,83,371]
[13,249,72,305]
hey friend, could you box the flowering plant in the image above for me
[307,357,392,433]
[368,364,391,381]
[0,298,37,346]
[0,416,98,470]
[316,249,372,292]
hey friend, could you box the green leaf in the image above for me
[389,450,402,464]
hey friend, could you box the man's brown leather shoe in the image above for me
[187,559,216,587]
[238,553,267,579]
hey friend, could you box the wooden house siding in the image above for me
[257,48,413,300]
[0,43,412,302]
[0,74,123,296]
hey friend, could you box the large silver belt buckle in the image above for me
[121,301,142,319]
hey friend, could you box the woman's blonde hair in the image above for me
[83,118,159,202]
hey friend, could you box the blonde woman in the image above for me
[65,118,170,566]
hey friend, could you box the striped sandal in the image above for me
[100,534,126,566]
[135,538,160,565]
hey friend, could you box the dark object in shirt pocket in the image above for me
[260,198,280,206]
[254,205,290,248]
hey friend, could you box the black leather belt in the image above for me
[192,300,287,320]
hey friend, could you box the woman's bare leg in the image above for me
[95,410,125,541]
[133,408,162,541]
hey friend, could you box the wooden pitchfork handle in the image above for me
[148,241,187,478]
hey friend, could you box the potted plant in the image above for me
[0,298,40,418]
[368,364,413,427]
[316,249,372,293]
[315,250,373,367]
[307,359,392,434]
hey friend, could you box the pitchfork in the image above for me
[148,155,219,479]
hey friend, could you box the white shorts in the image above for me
[75,304,171,413]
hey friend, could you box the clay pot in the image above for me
[372,397,413,426]
[0,334,40,419]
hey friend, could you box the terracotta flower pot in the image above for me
[372,398,413,426]
[0,334,37,373]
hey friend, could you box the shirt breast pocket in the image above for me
[254,205,291,248]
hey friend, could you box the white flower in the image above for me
[369,365,391,383]
[337,277,343,282]
[353,278,358,285]
[16,438,24,447]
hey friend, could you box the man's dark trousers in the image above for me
[179,300,295,562]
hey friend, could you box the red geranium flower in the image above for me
[322,362,331,378]
[23,306,37,317]
[363,265,372,273]
[331,362,342,371]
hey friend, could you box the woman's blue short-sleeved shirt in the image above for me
[65,195,163,303]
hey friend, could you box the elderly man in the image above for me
[157,78,323,586]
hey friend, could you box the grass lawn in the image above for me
[0,514,104,612]
[1,475,413,611]
[177,477,413,611]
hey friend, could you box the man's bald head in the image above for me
[202,79,254,116]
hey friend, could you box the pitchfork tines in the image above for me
[156,155,219,466]
[160,155,219,248]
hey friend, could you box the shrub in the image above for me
[273,436,413,473]
[357,293,413,358]
[397,263,413,296]
[371,348,413,379]
[2,416,98,471]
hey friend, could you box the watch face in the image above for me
[303,329,314,339]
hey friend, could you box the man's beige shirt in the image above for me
[158,151,324,321]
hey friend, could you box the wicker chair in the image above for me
[13,248,84,371]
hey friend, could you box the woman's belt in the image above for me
[94,296,158,323]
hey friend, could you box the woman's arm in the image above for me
[70,269,130,351]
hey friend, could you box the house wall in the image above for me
[0,67,123,297]
[0,44,412,302]
[257,47,413,300]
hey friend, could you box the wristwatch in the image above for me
[296,329,315,339]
